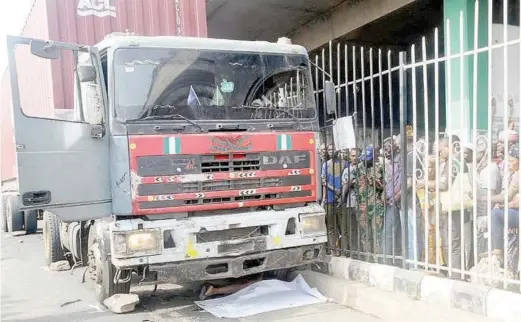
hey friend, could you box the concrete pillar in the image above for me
[444,0,489,139]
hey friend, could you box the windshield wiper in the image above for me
[235,105,302,129]
[138,114,203,132]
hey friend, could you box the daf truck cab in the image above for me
[5,34,333,302]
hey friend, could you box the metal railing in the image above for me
[313,0,521,292]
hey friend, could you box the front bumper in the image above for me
[110,203,327,268]
[149,244,325,283]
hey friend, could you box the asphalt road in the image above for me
[1,226,380,322]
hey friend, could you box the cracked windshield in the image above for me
[115,48,316,122]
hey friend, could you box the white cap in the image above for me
[277,37,292,45]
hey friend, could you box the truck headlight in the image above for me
[113,229,161,256]
[299,213,327,237]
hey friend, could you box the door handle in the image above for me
[22,191,51,206]
[90,125,105,139]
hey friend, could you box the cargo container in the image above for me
[1,0,208,184]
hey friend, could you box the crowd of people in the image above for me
[320,124,520,284]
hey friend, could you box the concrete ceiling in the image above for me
[206,0,352,41]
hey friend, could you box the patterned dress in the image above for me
[352,161,385,254]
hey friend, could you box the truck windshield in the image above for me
[113,48,316,122]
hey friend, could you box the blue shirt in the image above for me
[322,159,348,204]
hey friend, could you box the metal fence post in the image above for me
[399,51,409,268]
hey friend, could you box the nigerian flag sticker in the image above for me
[276,134,292,150]
[163,137,181,154]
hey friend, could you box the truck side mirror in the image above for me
[78,65,97,83]
[324,81,337,115]
[30,40,60,60]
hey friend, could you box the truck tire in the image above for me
[6,195,24,233]
[89,242,131,302]
[43,211,65,265]
[24,209,38,234]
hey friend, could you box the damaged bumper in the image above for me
[110,203,327,269]
[148,244,325,283]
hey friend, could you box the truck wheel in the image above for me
[89,242,131,302]
[6,195,24,233]
[43,211,65,265]
[24,209,38,234]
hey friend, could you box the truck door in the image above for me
[6,36,111,221]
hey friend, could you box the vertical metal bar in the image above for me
[315,55,320,109]
[353,46,361,255]
[297,70,301,106]
[369,48,377,260]
[422,36,430,270]
[486,0,493,286]
[388,50,395,263]
[471,0,479,282]
[345,44,349,116]
[290,77,294,107]
[361,46,368,258]
[434,27,441,273]
[328,42,339,251]
[337,43,342,117]
[411,44,418,268]
[459,10,466,280]
[518,0,521,291]
[502,0,509,288]
[336,42,344,252]
[378,48,385,263]
[446,18,454,278]
[329,41,334,82]
[344,43,351,254]
[399,51,408,268]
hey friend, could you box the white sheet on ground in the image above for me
[194,274,328,318]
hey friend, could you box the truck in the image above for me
[4,33,332,302]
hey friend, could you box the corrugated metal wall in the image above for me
[24,0,208,112]
[1,71,16,182]
[2,0,207,182]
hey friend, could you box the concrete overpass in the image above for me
[206,0,422,51]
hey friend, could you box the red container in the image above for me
[1,0,207,183]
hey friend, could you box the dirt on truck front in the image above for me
[117,131,326,281]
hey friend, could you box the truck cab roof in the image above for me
[94,34,309,56]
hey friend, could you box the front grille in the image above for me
[201,160,261,173]
[196,226,268,243]
[185,193,278,205]
[138,190,312,209]
[137,176,310,196]
[201,179,261,191]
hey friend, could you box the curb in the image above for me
[321,255,521,321]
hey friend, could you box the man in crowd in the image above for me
[381,136,401,264]
[399,129,424,266]
[321,144,348,250]
[351,146,385,256]
[342,148,360,251]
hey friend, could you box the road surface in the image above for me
[1,228,380,322]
